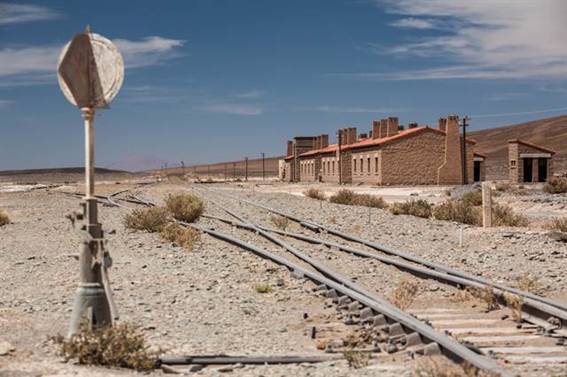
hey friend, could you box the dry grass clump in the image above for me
[254,283,273,293]
[0,210,10,227]
[461,191,482,207]
[495,181,511,192]
[270,215,289,230]
[503,293,523,322]
[390,279,419,310]
[468,287,499,312]
[390,199,432,218]
[124,207,169,232]
[412,356,489,377]
[164,193,204,223]
[329,189,387,208]
[548,217,567,233]
[160,223,200,251]
[343,350,370,369]
[543,177,567,194]
[492,203,529,227]
[304,187,326,200]
[52,322,159,370]
[433,200,482,225]
[515,274,544,295]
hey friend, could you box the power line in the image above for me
[470,106,567,119]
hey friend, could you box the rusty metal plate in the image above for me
[58,32,124,108]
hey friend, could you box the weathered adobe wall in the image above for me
[321,154,340,183]
[299,158,317,182]
[509,142,553,183]
[380,131,446,185]
[351,149,382,185]
[339,149,353,184]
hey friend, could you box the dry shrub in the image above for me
[468,287,499,312]
[516,274,544,295]
[124,207,169,232]
[495,182,511,192]
[164,193,204,223]
[492,203,529,227]
[270,215,289,230]
[329,189,387,208]
[390,199,432,218]
[548,217,567,233]
[52,322,159,370]
[390,279,419,310]
[543,177,567,194]
[461,191,482,207]
[160,223,200,251]
[412,356,488,377]
[255,283,273,293]
[433,200,481,225]
[343,350,370,369]
[304,188,326,200]
[0,210,10,226]
[503,293,523,322]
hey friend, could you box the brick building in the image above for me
[283,115,483,185]
[508,139,555,183]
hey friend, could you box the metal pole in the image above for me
[181,161,185,176]
[262,152,265,181]
[68,107,112,337]
[233,162,236,179]
[245,157,249,181]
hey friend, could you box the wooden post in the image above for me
[482,182,492,228]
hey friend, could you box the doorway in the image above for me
[523,158,533,182]
[538,158,548,182]
[473,161,481,182]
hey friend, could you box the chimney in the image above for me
[379,119,388,138]
[387,117,399,136]
[372,120,380,139]
[438,117,447,132]
[368,130,373,138]
[320,134,329,148]
[359,133,367,139]
[408,123,418,129]
[314,136,320,150]
[287,140,293,156]
[348,127,357,144]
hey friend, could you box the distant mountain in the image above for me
[470,115,567,179]
[105,154,169,172]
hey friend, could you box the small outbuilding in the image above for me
[508,139,555,183]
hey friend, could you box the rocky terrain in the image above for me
[1,181,567,376]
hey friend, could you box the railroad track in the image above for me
[185,185,567,376]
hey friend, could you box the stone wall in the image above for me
[321,154,340,183]
[352,150,382,184]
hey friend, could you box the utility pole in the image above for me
[337,130,343,185]
[261,152,265,181]
[165,162,168,180]
[181,161,185,176]
[245,157,249,181]
[233,162,236,179]
[461,116,469,185]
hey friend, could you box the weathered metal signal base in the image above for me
[68,198,114,337]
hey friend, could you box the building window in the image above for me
[332,161,335,174]
[360,158,363,174]
[354,159,357,173]
[510,160,516,167]
[367,158,370,175]
[375,157,378,174]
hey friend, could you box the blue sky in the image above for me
[1,0,567,171]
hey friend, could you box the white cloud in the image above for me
[0,99,14,108]
[0,3,60,25]
[201,103,263,115]
[0,36,185,85]
[311,105,399,113]
[367,0,567,80]
[389,17,436,29]
[113,36,185,68]
[234,89,265,99]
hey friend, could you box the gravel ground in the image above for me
[207,183,567,303]
[0,185,413,377]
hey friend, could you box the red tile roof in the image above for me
[508,139,556,154]
[284,126,477,160]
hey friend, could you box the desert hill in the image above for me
[470,115,567,179]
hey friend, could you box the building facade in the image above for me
[508,139,555,183]
[282,115,481,186]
